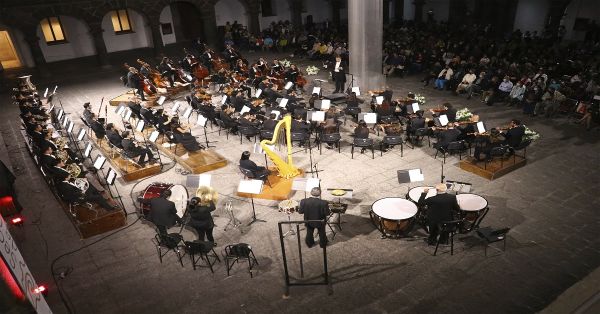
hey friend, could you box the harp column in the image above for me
[348,0,384,92]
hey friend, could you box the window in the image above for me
[111,9,133,34]
[40,17,66,44]
[261,0,275,17]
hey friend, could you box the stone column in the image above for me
[200,5,219,49]
[23,30,50,77]
[148,20,164,57]
[88,23,111,67]
[247,3,261,35]
[348,0,384,92]
[413,0,425,23]
[289,0,303,29]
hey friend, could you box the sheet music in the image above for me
[149,131,160,142]
[351,86,360,96]
[136,120,145,132]
[321,99,331,110]
[157,96,166,106]
[238,179,263,194]
[439,115,449,126]
[412,103,420,112]
[43,88,48,98]
[196,114,208,127]
[84,143,92,157]
[271,110,281,119]
[221,95,228,104]
[53,86,58,94]
[284,82,293,90]
[254,89,262,98]
[124,109,132,120]
[77,129,86,141]
[476,121,485,133]
[67,121,74,133]
[198,174,211,187]
[376,96,384,104]
[171,102,181,115]
[408,169,424,182]
[308,111,325,122]
[183,107,193,119]
[253,142,264,154]
[106,169,117,185]
[94,155,106,170]
[279,98,289,108]
[363,113,377,124]
[292,178,320,191]
[62,117,69,128]
[116,105,125,115]
[312,87,321,95]
[240,106,251,115]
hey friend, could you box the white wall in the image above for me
[215,0,248,27]
[513,0,549,33]
[259,0,291,29]
[36,15,96,62]
[159,6,176,45]
[301,0,333,24]
[0,25,34,67]
[101,9,151,53]
[562,0,600,41]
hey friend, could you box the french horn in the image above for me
[65,163,81,178]
[18,75,36,91]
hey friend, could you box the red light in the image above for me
[11,217,23,225]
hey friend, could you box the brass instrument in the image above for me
[73,178,89,192]
[18,75,36,91]
[56,150,69,162]
[195,186,218,202]
[55,137,67,150]
[260,115,300,179]
[65,163,81,178]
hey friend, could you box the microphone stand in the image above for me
[345,73,355,94]
[440,159,445,183]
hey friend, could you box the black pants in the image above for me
[305,224,327,248]
[133,148,154,164]
[135,87,146,101]
[428,223,448,244]
[192,225,214,242]
[334,80,345,93]
[162,71,175,87]
[84,188,112,210]
[156,225,168,235]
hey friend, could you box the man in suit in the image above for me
[418,183,460,245]
[239,151,269,178]
[56,173,114,210]
[502,119,525,148]
[434,122,462,151]
[106,123,123,149]
[298,187,330,248]
[126,67,146,101]
[262,113,278,132]
[407,110,426,139]
[82,102,93,125]
[121,131,154,165]
[146,189,182,235]
[329,56,347,93]
[89,113,106,140]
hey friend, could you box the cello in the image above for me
[124,63,157,95]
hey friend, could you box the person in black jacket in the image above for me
[407,111,426,139]
[418,183,460,245]
[89,113,106,140]
[239,151,269,178]
[502,119,525,148]
[328,56,347,93]
[106,123,123,149]
[146,189,182,235]
[187,187,218,245]
[121,131,155,165]
[56,172,114,210]
[433,123,462,151]
[298,187,330,248]
[262,113,278,131]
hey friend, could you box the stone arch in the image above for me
[34,14,97,62]
[99,8,153,53]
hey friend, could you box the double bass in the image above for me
[136,59,168,88]
[125,63,157,95]
[206,48,230,71]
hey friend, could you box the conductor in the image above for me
[298,187,330,248]
[146,190,182,235]
[417,183,460,245]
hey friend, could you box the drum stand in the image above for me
[223,201,242,232]
[282,214,296,237]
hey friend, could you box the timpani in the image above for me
[407,186,437,203]
[370,198,418,238]
[456,193,489,231]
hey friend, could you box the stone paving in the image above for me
[1,51,599,314]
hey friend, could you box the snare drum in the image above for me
[370,198,417,237]
[456,193,488,229]
[407,186,436,203]
[140,183,189,217]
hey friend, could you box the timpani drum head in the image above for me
[372,198,418,220]
[407,186,437,203]
[456,193,488,212]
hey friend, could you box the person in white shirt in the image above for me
[507,82,526,106]
[434,65,453,90]
[455,69,477,95]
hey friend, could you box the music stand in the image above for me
[252,143,270,168]
[105,167,125,210]
[185,174,212,188]
[237,179,265,225]
[77,128,87,141]
[196,114,215,148]
[315,99,331,110]
[398,168,424,195]
[292,177,321,199]
[407,102,420,114]
[476,121,486,133]
[351,86,360,96]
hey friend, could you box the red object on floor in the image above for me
[0,255,25,300]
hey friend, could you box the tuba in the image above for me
[18,75,36,91]
[195,186,218,203]
[65,163,81,178]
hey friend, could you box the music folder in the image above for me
[476,121,486,133]
[434,115,449,127]
[312,87,321,95]
[240,106,251,115]
[351,86,360,96]
[254,89,262,98]
[77,128,86,141]
[93,154,106,170]
[106,168,117,185]
[359,112,377,124]
[284,82,293,90]
[307,111,325,122]
[186,174,211,188]
[375,96,384,105]
[84,142,93,158]
[398,168,424,183]
[196,114,208,127]
[278,98,289,108]
[157,96,166,106]
[149,131,160,143]
[136,120,145,132]
[237,179,263,195]
[407,102,420,114]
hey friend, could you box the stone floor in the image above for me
[1,51,599,314]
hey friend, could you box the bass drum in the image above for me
[140,183,189,217]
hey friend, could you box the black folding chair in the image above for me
[224,243,259,277]
[238,126,260,144]
[433,220,463,256]
[319,133,341,154]
[239,166,272,187]
[380,135,404,157]
[184,240,220,273]
[476,227,510,257]
[351,138,374,159]
[152,233,184,267]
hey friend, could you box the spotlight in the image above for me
[33,285,48,296]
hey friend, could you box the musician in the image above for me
[187,187,217,244]
[222,44,239,66]
[127,99,142,120]
[106,123,124,149]
[418,183,460,245]
[40,145,59,169]
[329,56,347,93]
[146,189,182,235]
[433,122,462,151]
[376,100,393,121]
[30,123,45,145]
[126,67,146,101]
[239,112,260,128]
[239,151,269,178]
[82,102,93,124]
[298,187,330,248]
[89,113,106,140]
[262,113,278,131]
[270,59,283,75]
[291,114,309,134]
[121,131,155,165]
[407,110,426,139]
[430,103,457,122]
[219,105,239,133]
[56,172,115,210]
[354,120,369,139]
[285,64,300,87]
[169,117,203,152]
[232,91,247,112]
[140,103,158,126]
[502,119,525,148]
[181,50,196,72]
[42,130,78,161]
[201,46,213,71]
[473,128,505,161]
[158,57,176,88]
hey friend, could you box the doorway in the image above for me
[170,1,204,43]
[0,31,22,69]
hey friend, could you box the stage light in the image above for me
[33,285,48,296]
[11,216,24,226]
